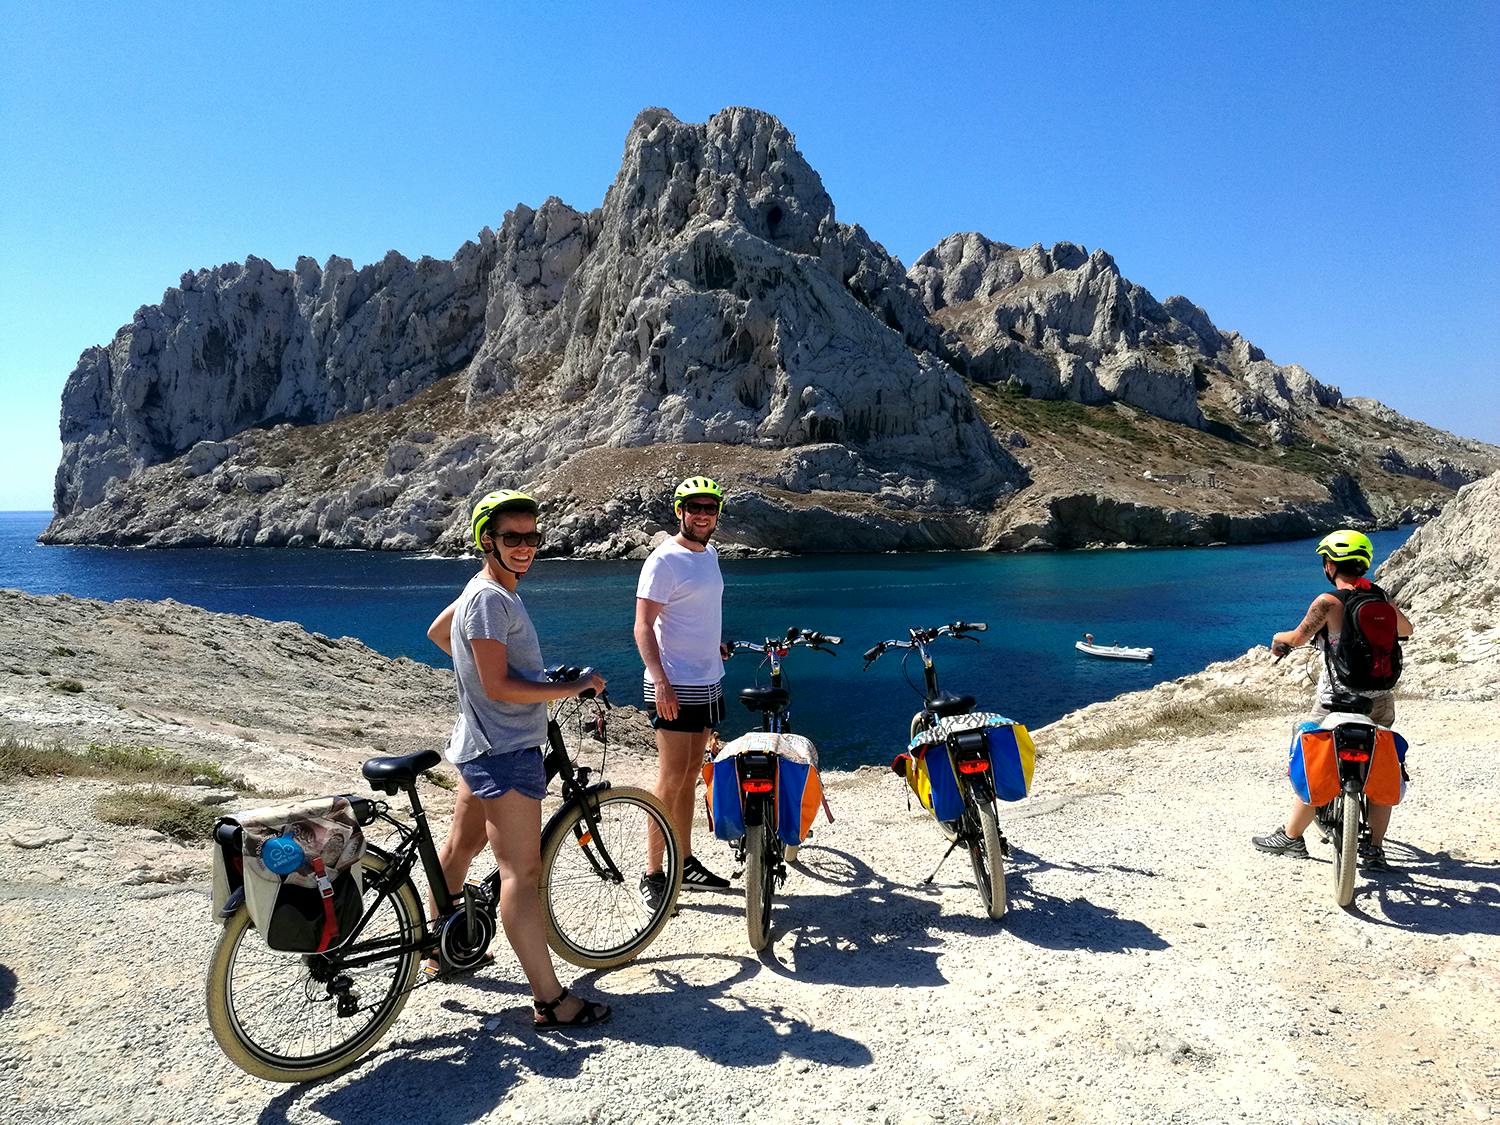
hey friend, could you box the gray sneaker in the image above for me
[1358,843,1395,872]
[1252,827,1309,857]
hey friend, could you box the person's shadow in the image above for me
[257,954,871,1125]
[1343,841,1500,933]
[0,966,16,1014]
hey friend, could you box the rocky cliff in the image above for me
[42,107,1500,556]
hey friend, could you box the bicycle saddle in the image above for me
[1326,692,1373,716]
[362,749,442,786]
[739,686,789,712]
[926,692,975,718]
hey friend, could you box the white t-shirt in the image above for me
[636,538,724,687]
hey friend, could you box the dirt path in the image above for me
[3,695,1496,1124]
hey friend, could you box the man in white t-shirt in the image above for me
[635,476,732,907]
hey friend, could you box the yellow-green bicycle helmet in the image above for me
[470,490,539,551]
[1314,529,1374,568]
[673,476,725,515]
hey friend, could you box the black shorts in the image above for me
[649,696,726,733]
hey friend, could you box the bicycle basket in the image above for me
[703,733,826,846]
[910,712,1036,806]
[214,795,367,953]
[1288,722,1407,807]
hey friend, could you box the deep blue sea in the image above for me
[0,511,1413,769]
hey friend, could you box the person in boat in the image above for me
[1252,530,1413,872]
[424,489,611,1028]
[1083,633,1095,645]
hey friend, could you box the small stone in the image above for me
[9,828,73,850]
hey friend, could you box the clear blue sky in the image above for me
[2,1,1497,511]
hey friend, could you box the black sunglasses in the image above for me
[492,531,543,548]
[681,501,721,515]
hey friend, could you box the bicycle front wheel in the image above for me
[744,815,777,951]
[205,852,423,1083]
[968,798,1008,919]
[540,785,682,969]
[1333,789,1360,907]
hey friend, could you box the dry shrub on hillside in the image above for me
[95,787,220,841]
[1061,690,1279,754]
[0,739,251,790]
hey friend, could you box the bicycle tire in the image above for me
[1334,789,1360,907]
[540,785,682,969]
[969,798,1008,919]
[745,815,776,951]
[206,852,422,1083]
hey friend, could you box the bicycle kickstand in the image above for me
[922,837,965,885]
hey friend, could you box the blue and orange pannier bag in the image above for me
[904,712,1036,821]
[703,733,827,847]
[1288,720,1407,806]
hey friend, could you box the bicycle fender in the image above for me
[541,782,614,842]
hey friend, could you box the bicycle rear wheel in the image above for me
[1333,789,1360,907]
[540,786,682,969]
[205,853,422,1082]
[744,814,777,951]
[968,798,1008,919]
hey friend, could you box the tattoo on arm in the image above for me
[1288,599,1331,646]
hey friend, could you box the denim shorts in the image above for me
[457,747,547,800]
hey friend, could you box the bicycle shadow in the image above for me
[756,844,1167,986]
[998,850,1172,953]
[1343,841,1500,934]
[0,965,15,1014]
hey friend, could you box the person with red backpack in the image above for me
[1253,530,1413,871]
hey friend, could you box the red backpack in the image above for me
[1327,581,1403,692]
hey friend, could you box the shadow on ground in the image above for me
[1348,842,1500,934]
[256,953,870,1125]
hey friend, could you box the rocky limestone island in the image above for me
[42,107,1499,557]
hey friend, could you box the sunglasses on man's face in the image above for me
[493,531,543,548]
[682,502,721,515]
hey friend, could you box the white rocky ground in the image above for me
[3,477,1497,1123]
[1,693,1496,1125]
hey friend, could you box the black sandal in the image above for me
[532,987,611,1029]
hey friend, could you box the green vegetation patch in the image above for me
[94,787,220,841]
[423,768,458,791]
[1061,690,1283,753]
[0,739,252,790]
[973,383,1162,446]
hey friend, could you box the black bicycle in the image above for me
[205,667,681,1082]
[865,621,1010,918]
[1306,696,1382,907]
[721,627,840,951]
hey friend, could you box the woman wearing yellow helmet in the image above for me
[423,488,611,1026]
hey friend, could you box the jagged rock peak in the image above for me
[605,107,835,253]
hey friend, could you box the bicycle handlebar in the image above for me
[862,621,988,667]
[727,628,843,656]
[545,665,610,706]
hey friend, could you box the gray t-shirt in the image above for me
[445,574,549,764]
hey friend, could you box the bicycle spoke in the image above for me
[544,793,675,963]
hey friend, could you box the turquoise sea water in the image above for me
[0,512,1414,769]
